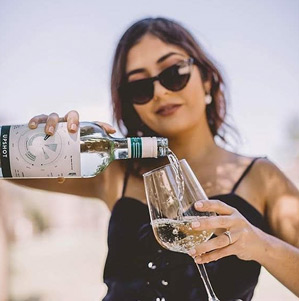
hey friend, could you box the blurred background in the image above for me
[0,0,298,300]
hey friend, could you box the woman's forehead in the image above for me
[126,34,187,72]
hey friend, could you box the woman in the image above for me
[26,17,299,300]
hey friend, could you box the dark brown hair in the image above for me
[111,17,236,142]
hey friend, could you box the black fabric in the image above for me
[103,159,267,301]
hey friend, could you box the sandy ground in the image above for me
[8,228,297,301]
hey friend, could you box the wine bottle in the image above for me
[0,122,168,178]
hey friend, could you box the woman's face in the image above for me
[126,34,209,138]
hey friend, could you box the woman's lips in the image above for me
[156,104,182,116]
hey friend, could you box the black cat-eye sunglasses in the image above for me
[119,57,195,105]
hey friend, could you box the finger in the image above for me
[193,244,235,264]
[94,121,116,134]
[45,113,60,135]
[65,110,79,133]
[65,110,80,133]
[192,215,234,231]
[195,199,235,215]
[189,230,236,256]
[28,114,49,129]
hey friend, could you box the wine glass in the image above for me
[143,159,220,301]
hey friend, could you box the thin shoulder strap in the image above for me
[231,157,262,193]
[121,167,130,198]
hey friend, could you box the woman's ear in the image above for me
[203,80,212,95]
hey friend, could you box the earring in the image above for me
[205,94,212,105]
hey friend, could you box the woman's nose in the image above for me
[152,80,169,100]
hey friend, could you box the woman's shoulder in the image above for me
[239,156,287,184]
[219,149,265,171]
[231,153,298,201]
[222,149,275,175]
[253,157,299,200]
[218,150,278,189]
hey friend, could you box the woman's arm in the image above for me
[263,159,299,246]
[8,176,102,198]
[255,159,299,294]
[254,225,299,296]
[1,111,124,209]
[189,159,299,296]
[4,159,125,210]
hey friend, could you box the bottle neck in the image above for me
[113,137,168,160]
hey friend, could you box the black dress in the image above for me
[103,158,268,301]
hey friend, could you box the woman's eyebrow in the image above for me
[126,52,185,78]
[156,52,184,64]
[127,68,145,78]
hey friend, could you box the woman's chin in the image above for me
[152,124,188,138]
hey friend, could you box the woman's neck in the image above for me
[168,123,219,165]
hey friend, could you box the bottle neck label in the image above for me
[127,137,157,158]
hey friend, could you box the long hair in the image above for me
[111,17,236,142]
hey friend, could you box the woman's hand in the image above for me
[27,110,116,184]
[28,110,116,135]
[189,199,265,264]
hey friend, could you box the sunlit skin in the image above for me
[14,30,299,296]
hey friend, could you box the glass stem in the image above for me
[195,262,220,301]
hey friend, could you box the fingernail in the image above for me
[48,126,54,134]
[195,201,203,209]
[192,221,200,228]
[70,124,77,131]
[29,122,36,128]
[189,248,196,256]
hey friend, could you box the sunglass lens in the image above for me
[124,79,153,104]
[160,64,191,91]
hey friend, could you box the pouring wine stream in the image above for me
[165,150,222,301]
[167,149,185,219]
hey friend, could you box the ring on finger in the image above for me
[224,230,233,245]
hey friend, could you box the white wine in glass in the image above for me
[143,158,220,301]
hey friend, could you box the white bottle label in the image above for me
[127,137,157,158]
[140,137,157,158]
[0,123,81,178]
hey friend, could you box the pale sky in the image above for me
[0,0,298,168]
